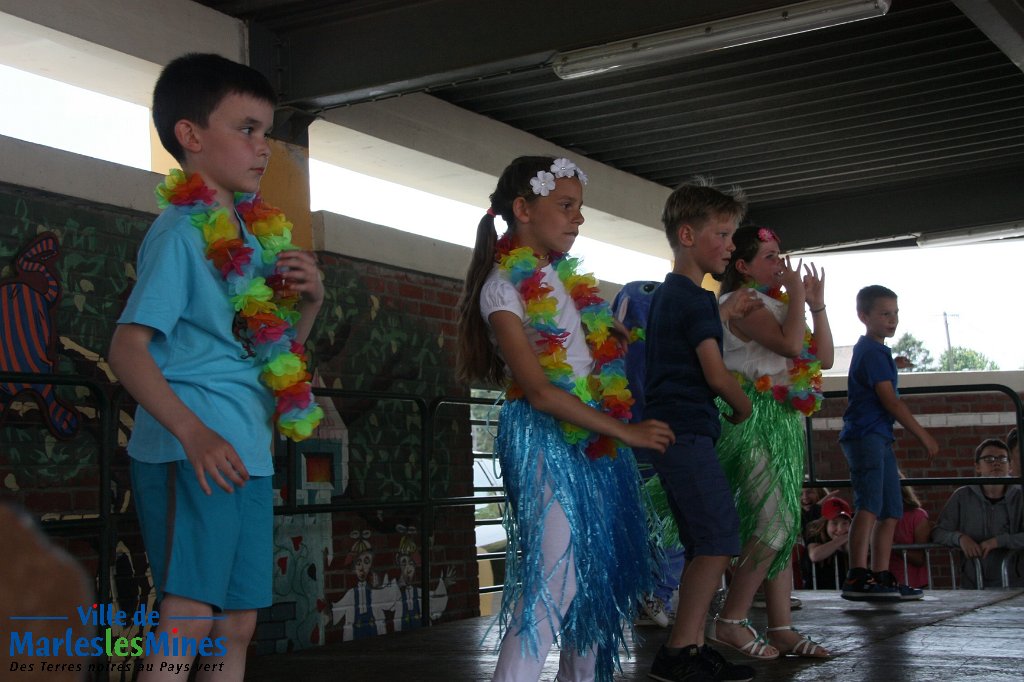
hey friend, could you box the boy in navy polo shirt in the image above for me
[644,178,755,682]
[840,285,938,601]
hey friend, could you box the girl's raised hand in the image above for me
[803,262,826,311]
[780,255,804,296]
[621,419,675,453]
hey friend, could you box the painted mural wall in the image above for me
[0,182,478,676]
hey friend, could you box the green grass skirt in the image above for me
[645,387,805,579]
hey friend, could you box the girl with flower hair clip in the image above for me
[456,156,674,682]
[705,224,835,660]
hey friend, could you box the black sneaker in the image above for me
[874,570,924,600]
[841,567,900,601]
[649,644,716,682]
[700,644,755,682]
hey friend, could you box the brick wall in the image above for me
[0,183,478,664]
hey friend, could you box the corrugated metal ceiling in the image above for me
[425,1,1024,205]
[194,0,1024,251]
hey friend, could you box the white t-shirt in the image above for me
[721,289,790,383]
[480,264,594,380]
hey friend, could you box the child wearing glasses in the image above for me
[932,438,1024,588]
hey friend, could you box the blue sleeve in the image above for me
[683,291,722,350]
[118,217,196,337]
[860,344,896,390]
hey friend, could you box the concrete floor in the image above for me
[244,589,1024,681]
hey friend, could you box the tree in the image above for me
[939,346,999,372]
[891,333,935,372]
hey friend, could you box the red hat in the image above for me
[821,497,852,520]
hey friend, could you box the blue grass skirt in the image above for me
[495,398,654,682]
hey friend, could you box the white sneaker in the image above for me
[637,595,671,628]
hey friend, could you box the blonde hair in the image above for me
[660,176,747,251]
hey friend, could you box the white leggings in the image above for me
[492,482,596,682]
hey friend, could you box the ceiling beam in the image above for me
[751,164,1024,253]
[248,0,797,109]
[954,0,1024,71]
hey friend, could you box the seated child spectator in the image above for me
[804,497,852,590]
[888,482,932,589]
[801,486,830,529]
[931,438,1024,588]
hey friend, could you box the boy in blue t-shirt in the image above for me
[644,179,755,682]
[108,54,324,679]
[839,285,938,601]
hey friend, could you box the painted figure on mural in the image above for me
[380,525,455,632]
[0,231,80,437]
[331,530,387,640]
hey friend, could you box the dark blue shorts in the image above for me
[131,459,273,611]
[841,434,903,520]
[651,433,741,560]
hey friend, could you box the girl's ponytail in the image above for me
[456,212,503,384]
[456,156,557,385]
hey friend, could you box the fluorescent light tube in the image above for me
[916,222,1024,248]
[552,0,891,79]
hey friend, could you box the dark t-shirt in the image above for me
[840,335,897,441]
[643,273,723,439]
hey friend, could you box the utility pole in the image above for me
[943,311,959,370]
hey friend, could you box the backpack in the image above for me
[611,280,661,424]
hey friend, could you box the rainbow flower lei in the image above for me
[155,169,323,441]
[743,283,823,417]
[495,234,633,460]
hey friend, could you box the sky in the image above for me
[4,64,1021,372]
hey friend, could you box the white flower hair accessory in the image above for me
[530,158,588,196]
[551,157,589,185]
[530,170,557,196]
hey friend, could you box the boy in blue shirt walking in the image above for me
[840,285,937,601]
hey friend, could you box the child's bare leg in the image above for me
[763,565,792,629]
[667,555,731,649]
[714,538,779,655]
[848,509,876,569]
[870,518,898,573]
[137,594,213,681]
[196,609,256,682]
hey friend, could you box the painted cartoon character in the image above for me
[0,232,80,438]
[331,530,386,640]
[381,524,455,632]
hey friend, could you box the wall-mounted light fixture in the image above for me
[916,222,1024,248]
[552,0,891,80]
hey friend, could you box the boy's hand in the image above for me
[921,432,940,458]
[723,395,753,425]
[277,250,324,306]
[622,419,675,453]
[979,537,1000,558]
[180,425,250,495]
[958,534,983,558]
[719,289,763,321]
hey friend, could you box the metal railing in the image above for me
[0,371,115,606]
[5,374,1022,648]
